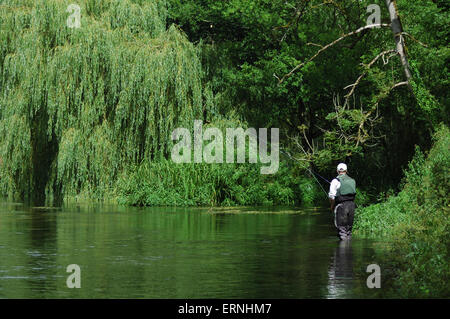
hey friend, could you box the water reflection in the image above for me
[326,240,354,298]
[0,203,382,298]
[26,209,58,296]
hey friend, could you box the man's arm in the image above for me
[328,178,339,212]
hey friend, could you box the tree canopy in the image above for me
[0,0,207,204]
[0,0,448,205]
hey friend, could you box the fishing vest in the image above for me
[336,174,356,197]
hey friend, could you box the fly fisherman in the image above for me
[329,163,356,240]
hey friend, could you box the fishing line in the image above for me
[248,130,330,198]
[307,169,331,184]
[305,168,330,198]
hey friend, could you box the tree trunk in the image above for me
[385,0,412,86]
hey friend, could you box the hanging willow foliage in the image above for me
[0,0,207,204]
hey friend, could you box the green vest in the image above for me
[336,174,356,196]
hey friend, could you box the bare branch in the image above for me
[302,128,315,153]
[306,42,324,48]
[401,32,428,48]
[352,80,408,147]
[288,135,314,162]
[343,49,396,107]
[277,23,391,84]
[391,81,409,90]
[274,0,310,43]
[356,81,409,146]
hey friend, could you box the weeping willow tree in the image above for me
[0,0,208,205]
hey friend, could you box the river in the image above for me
[0,201,386,298]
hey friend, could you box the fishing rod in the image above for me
[277,148,330,197]
[305,167,330,198]
[249,130,331,198]
[307,169,330,184]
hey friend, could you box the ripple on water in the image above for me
[0,276,29,280]
[26,250,42,257]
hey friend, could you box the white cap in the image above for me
[337,163,347,172]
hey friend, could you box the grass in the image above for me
[116,158,324,207]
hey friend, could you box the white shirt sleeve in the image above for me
[328,178,340,199]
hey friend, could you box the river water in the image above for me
[0,201,386,298]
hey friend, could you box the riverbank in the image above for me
[354,125,450,298]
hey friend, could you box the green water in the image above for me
[0,201,385,298]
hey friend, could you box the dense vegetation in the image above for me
[0,0,323,207]
[354,125,449,298]
[0,0,447,207]
[168,0,448,192]
[0,0,448,298]
[0,0,207,205]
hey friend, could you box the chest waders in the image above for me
[333,174,356,240]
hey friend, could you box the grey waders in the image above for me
[333,174,356,240]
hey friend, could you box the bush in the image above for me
[354,124,450,298]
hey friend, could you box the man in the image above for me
[328,163,356,240]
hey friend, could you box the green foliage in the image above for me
[0,0,448,211]
[398,0,449,119]
[297,177,322,207]
[354,187,370,208]
[0,0,205,203]
[116,115,319,207]
[0,1,447,296]
[168,0,448,198]
[354,125,450,297]
[116,158,299,207]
